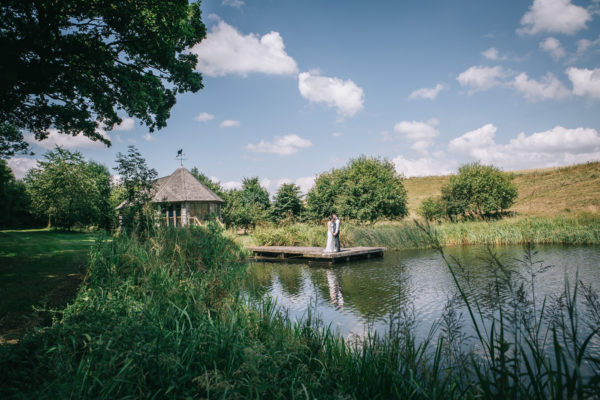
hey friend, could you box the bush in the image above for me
[306,156,408,222]
[441,162,517,219]
[417,196,446,221]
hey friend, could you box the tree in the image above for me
[306,157,408,222]
[0,159,35,228]
[86,161,113,230]
[113,145,157,230]
[1,0,206,151]
[190,166,224,198]
[25,147,103,229]
[417,196,446,222]
[441,162,518,219]
[222,177,270,230]
[271,183,304,222]
[0,123,31,158]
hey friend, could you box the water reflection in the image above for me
[245,244,600,342]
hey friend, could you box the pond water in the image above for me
[245,244,600,348]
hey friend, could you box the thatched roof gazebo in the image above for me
[118,167,224,227]
[152,167,224,226]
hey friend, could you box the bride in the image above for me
[324,215,336,253]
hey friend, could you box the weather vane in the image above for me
[175,149,187,167]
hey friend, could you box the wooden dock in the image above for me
[248,246,386,264]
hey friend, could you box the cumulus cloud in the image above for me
[481,47,507,61]
[392,154,457,177]
[519,0,591,35]
[457,65,508,92]
[25,128,111,150]
[298,71,364,117]
[219,119,240,128]
[112,118,135,131]
[511,72,571,101]
[246,134,313,155]
[566,67,600,98]
[408,83,445,100]
[195,112,215,122]
[539,37,566,59]
[7,157,39,179]
[221,180,242,190]
[190,20,298,77]
[393,119,440,154]
[294,176,316,194]
[449,123,600,170]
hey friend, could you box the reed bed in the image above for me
[1,222,599,398]
[251,213,600,250]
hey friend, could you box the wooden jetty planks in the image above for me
[248,246,386,264]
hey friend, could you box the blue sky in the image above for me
[8,0,600,195]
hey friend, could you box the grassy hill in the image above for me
[404,161,600,216]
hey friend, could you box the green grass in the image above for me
[0,229,98,339]
[403,161,600,216]
[1,225,598,398]
[248,213,600,250]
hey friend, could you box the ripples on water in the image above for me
[245,244,600,348]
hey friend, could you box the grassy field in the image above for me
[0,229,97,341]
[404,161,600,216]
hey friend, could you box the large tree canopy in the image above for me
[0,0,206,152]
[306,157,408,222]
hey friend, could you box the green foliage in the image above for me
[113,146,157,231]
[222,177,270,230]
[25,147,109,229]
[190,166,225,198]
[418,196,446,221]
[306,156,408,222]
[0,0,206,149]
[271,183,304,222]
[441,162,518,218]
[0,159,37,228]
[0,122,31,158]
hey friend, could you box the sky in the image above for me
[8,0,600,195]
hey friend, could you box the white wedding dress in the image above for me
[324,221,336,253]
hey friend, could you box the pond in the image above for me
[245,244,600,349]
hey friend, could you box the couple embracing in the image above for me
[324,213,341,253]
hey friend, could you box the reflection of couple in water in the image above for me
[324,213,341,253]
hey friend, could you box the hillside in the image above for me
[404,161,600,216]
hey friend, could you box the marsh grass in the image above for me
[1,222,599,398]
[250,214,600,250]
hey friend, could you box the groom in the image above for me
[332,213,341,252]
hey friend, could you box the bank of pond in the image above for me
[1,224,599,398]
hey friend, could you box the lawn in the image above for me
[0,229,98,341]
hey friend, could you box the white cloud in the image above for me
[393,119,440,154]
[566,67,600,98]
[219,119,240,128]
[457,65,508,92]
[449,123,600,170]
[143,132,155,141]
[195,112,215,122]
[294,176,315,194]
[519,0,591,35]
[332,131,343,137]
[6,157,39,179]
[113,118,135,131]
[481,47,507,61]
[25,128,110,150]
[221,180,242,190]
[246,134,313,155]
[190,20,298,77]
[539,37,566,59]
[511,72,570,101]
[298,71,364,117]
[222,0,244,7]
[392,155,457,177]
[408,83,445,100]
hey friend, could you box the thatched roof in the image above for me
[116,167,223,209]
[152,167,224,203]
